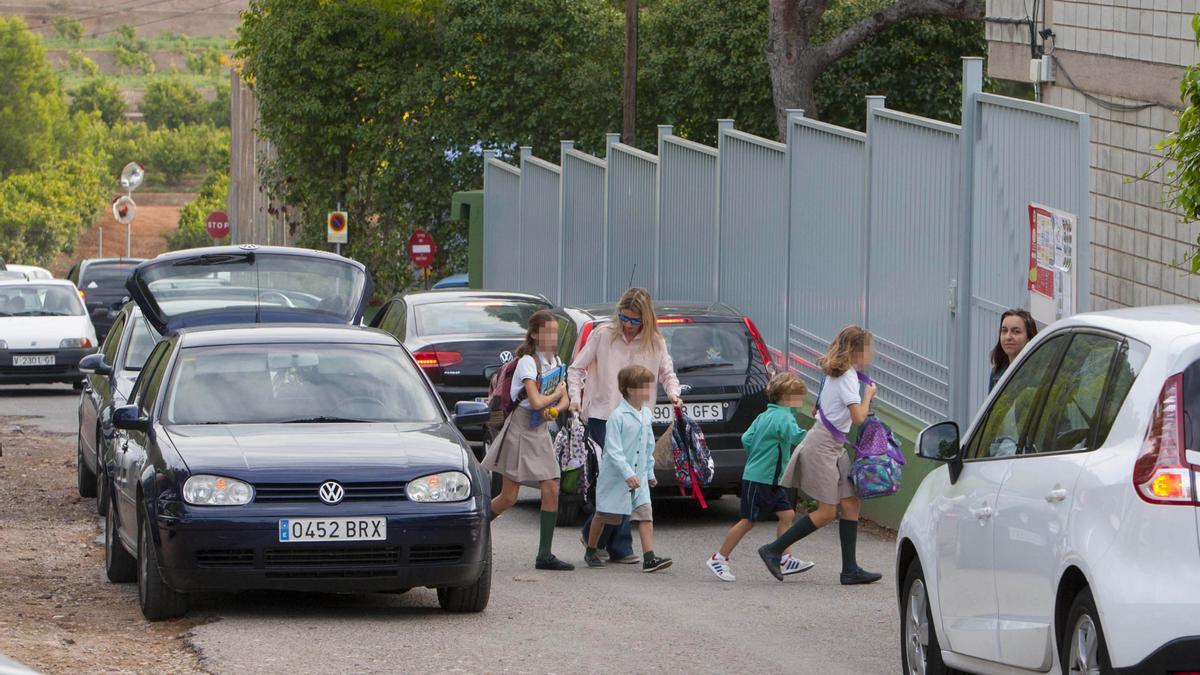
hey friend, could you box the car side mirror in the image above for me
[917,420,963,482]
[78,353,112,376]
[112,404,149,432]
[453,400,491,429]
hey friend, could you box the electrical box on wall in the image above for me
[1029,56,1055,83]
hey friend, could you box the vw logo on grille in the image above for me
[318,481,345,505]
[679,384,692,393]
[499,351,514,364]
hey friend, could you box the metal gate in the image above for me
[482,150,521,291]
[657,126,719,303]
[518,148,561,303]
[605,135,659,299]
[560,142,607,306]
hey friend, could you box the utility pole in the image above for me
[622,0,638,146]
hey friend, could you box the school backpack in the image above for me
[486,356,525,429]
[553,416,597,495]
[670,407,715,508]
[849,414,906,500]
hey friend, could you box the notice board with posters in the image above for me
[1027,203,1076,325]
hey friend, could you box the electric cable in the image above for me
[1052,54,1159,113]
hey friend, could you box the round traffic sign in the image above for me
[408,229,436,269]
[206,211,230,240]
[112,195,136,226]
[329,212,347,232]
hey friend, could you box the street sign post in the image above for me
[206,211,230,241]
[327,210,348,254]
[115,162,143,258]
[409,229,436,290]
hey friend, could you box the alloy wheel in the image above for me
[1068,614,1100,675]
[905,578,929,675]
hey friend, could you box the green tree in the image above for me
[186,47,224,77]
[208,77,231,127]
[70,77,127,126]
[1159,15,1200,272]
[0,16,70,177]
[145,124,229,185]
[169,171,230,250]
[114,24,155,75]
[52,15,84,44]
[66,49,100,76]
[141,77,207,129]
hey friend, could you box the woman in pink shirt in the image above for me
[568,287,682,562]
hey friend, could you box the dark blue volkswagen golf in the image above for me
[102,246,492,620]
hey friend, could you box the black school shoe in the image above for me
[840,566,883,585]
[758,545,784,581]
[536,555,575,571]
[583,551,605,568]
[642,555,672,573]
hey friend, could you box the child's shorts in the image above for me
[740,480,793,521]
[595,502,653,525]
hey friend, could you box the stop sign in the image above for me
[206,211,230,240]
[408,229,436,269]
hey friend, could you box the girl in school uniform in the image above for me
[483,309,574,571]
[757,325,883,585]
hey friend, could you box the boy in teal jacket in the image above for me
[706,373,815,582]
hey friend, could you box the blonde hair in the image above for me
[766,372,807,403]
[819,325,873,378]
[610,287,662,352]
[618,365,655,398]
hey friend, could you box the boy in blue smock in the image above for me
[582,365,672,572]
[706,373,815,582]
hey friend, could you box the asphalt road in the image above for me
[1,385,901,674]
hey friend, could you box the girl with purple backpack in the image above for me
[757,325,883,585]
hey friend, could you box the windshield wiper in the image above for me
[676,362,735,373]
[280,416,373,424]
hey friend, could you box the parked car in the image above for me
[556,302,776,498]
[897,306,1200,675]
[66,258,145,342]
[7,264,53,280]
[432,273,469,289]
[76,304,159,514]
[369,289,552,455]
[0,279,98,388]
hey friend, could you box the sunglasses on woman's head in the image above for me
[618,314,642,326]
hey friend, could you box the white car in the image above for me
[6,264,54,280]
[0,279,98,388]
[898,306,1200,675]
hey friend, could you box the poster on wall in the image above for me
[1028,203,1076,326]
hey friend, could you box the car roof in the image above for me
[402,289,552,306]
[175,324,399,348]
[571,301,744,319]
[1056,305,1200,351]
[0,278,76,288]
[79,258,145,269]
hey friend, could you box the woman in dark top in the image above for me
[990,309,1038,391]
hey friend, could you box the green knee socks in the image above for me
[767,514,817,555]
[537,509,556,560]
[839,518,859,573]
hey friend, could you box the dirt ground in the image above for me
[0,420,205,674]
[52,196,187,277]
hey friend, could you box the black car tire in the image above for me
[900,559,948,675]
[489,470,503,500]
[556,493,586,526]
[104,495,136,583]
[1060,587,1111,675]
[437,538,491,613]
[95,431,108,516]
[77,434,97,498]
[138,511,188,621]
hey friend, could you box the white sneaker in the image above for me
[706,554,736,582]
[781,554,815,576]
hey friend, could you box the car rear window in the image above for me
[80,263,138,299]
[0,284,85,316]
[661,322,751,375]
[414,301,546,337]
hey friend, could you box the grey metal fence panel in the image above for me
[482,153,521,291]
[866,108,962,423]
[518,153,562,301]
[560,144,607,305]
[658,133,719,302]
[786,115,867,386]
[719,128,789,364]
[969,94,1090,416]
[606,143,659,299]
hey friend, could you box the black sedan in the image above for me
[102,246,492,619]
[77,304,159,514]
[370,289,551,455]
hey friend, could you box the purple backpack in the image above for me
[849,414,906,499]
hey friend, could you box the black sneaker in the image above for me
[840,566,883,585]
[584,551,605,568]
[642,555,672,573]
[758,545,784,581]
[578,535,609,560]
[535,555,575,571]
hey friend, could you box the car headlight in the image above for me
[406,471,471,502]
[60,338,93,349]
[183,475,254,506]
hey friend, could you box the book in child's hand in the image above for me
[530,362,566,428]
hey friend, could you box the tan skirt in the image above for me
[481,406,560,486]
[780,421,854,505]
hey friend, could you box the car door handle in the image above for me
[1045,488,1068,503]
[970,506,994,521]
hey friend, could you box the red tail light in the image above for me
[575,321,596,357]
[743,316,774,371]
[412,351,464,370]
[1133,373,1198,505]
